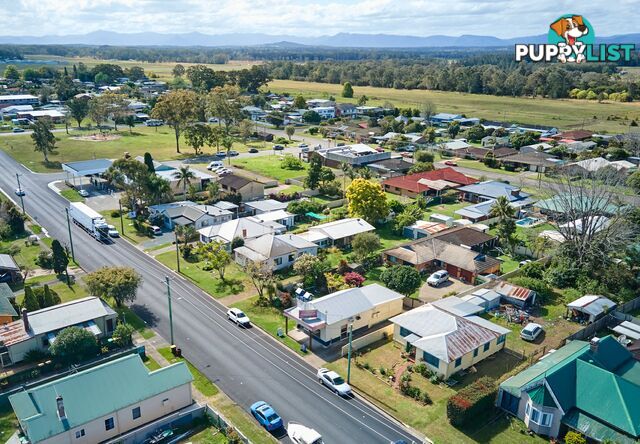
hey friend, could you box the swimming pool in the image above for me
[516,217,542,227]
[306,212,328,220]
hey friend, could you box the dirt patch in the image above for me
[70,133,121,142]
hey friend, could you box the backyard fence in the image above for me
[340,324,394,357]
[203,404,252,444]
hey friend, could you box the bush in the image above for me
[413,363,428,377]
[509,276,553,303]
[24,348,50,363]
[564,431,587,444]
[280,155,304,170]
[112,322,135,348]
[421,392,433,405]
[287,199,324,215]
[344,271,365,287]
[446,376,497,427]
[36,250,53,269]
[110,210,121,218]
[49,326,99,364]
[519,261,545,280]
[380,265,421,296]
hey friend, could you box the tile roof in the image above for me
[9,355,192,443]
[382,167,477,193]
[218,174,254,190]
[432,226,496,248]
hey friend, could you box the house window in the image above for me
[274,257,282,266]
[75,429,85,439]
[132,406,141,420]
[105,417,114,431]
[288,254,295,262]
[525,403,530,416]
[497,335,506,344]
[473,348,479,357]
[483,342,490,352]
[423,351,439,368]
[455,357,462,367]
[531,408,540,423]
[399,327,412,338]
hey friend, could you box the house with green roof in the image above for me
[497,336,640,443]
[9,354,193,444]
[0,283,18,325]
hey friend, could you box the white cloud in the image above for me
[1,0,636,38]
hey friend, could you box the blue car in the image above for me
[215,152,227,158]
[250,401,283,431]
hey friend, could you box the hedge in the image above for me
[446,376,497,427]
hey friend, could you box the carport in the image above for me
[61,159,113,188]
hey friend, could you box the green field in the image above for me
[233,155,308,181]
[266,79,640,133]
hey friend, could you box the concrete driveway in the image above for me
[419,278,473,302]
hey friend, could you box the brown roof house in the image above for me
[218,174,265,202]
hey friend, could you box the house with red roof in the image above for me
[382,167,477,199]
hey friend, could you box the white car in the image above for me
[151,225,162,236]
[288,422,323,444]
[227,308,251,327]
[217,168,233,176]
[78,189,89,197]
[107,225,120,238]
[317,368,352,396]
[520,323,543,341]
[427,270,449,287]
[14,188,25,197]
[207,161,224,170]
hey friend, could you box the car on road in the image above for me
[288,422,323,444]
[14,188,25,197]
[12,127,25,133]
[249,147,259,153]
[427,270,449,287]
[227,307,251,327]
[250,401,283,431]
[145,119,163,127]
[107,225,120,238]
[520,323,543,341]
[207,161,224,170]
[227,150,240,157]
[273,144,284,151]
[317,368,352,396]
[215,152,227,158]
[444,160,458,166]
[298,143,308,149]
[78,189,89,197]
[151,225,162,236]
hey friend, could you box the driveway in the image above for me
[419,278,473,302]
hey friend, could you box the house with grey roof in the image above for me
[0,297,118,367]
[284,284,404,347]
[149,201,232,230]
[197,217,284,249]
[298,218,375,248]
[391,303,510,379]
[244,199,289,215]
[0,254,21,284]
[458,180,534,208]
[9,354,193,444]
[0,283,17,325]
[234,233,318,271]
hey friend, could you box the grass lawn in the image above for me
[497,255,520,274]
[155,251,248,298]
[232,297,304,355]
[266,79,640,133]
[59,188,85,202]
[189,428,229,444]
[0,408,18,443]
[116,306,155,339]
[101,211,152,245]
[376,222,409,250]
[142,354,162,371]
[0,232,42,269]
[454,159,520,176]
[158,347,219,397]
[425,200,469,219]
[233,155,308,182]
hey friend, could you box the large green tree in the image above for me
[51,239,70,282]
[84,266,142,307]
[342,82,354,98]
[66,96,90,128]
[30,118,56,163]
[151,89,198,153]
[380,266,421,296]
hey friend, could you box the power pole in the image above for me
[347,322,354,384]
[118,200,124,235]
[165,276,174,345]
[174,231,181,273]
[64,207,75,262]
[15,173,25,214]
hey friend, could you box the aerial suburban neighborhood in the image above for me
[0,3,639,444]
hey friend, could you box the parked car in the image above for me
[217,168,233,176]
[12,127,25,133]
[288,422,323,444]
[317,368,352,396]
[227,307,251,327]
[145,119,163,127]
[14,188,25,197]
[250,401,283,431]
[215,152,227,158]
[151,225,162,236]
[78,189,89,197]
[427,270,449,287]
[107,225,120,238]
[227,150,240,157]
[273,144,284,151]
[207,161,224,170]
[520,323,543,341]
[444,160,458,166]
[249,148,259,153]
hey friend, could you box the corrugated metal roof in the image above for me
[0,254,19,271]
[0,283,17,317]
[494,281,535,302]
[9,355,192,443]
[567,295,617,317]
[308,218,375,241]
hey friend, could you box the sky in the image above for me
[2,0,638,38]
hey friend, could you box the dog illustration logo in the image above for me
[548,15,594,63]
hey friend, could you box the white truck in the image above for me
[68,202,109,241]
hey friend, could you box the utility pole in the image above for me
[118,200,124,235]
[64,207,75,262]
[15,173,25,214]
[174,231,181,273]
[165,276,174,345]
[347,321,354,384]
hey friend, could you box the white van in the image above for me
[207,161,224,170]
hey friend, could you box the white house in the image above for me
[298,218,375,248]
[391,303,510,379]
[311,106,336,120]
[244,199,289,215]
[149,201,233,230]
[249,210,295,229]
[234,233,318,271]
[9,354,193,444]
[198,217,285,248]
[284,284,404,346]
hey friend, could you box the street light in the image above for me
[15,173,25,214]
[165,276,175,345]
[64,207,75,262]
[174,231,181,273]
[347,317,355,384]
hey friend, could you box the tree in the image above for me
[66,96,90,128]
[302,110,321,125]
[447,121,460,139]
[293,95,307,109]
[380,266,421,295]
[345,178,388,224]
[143,152,155,173]
[124,114,136,134]
[509,131,539,149]
[42,284,59,308]
[285,125,295,140]
[466,124,486,142]
[151,89,198,153]
[246,261,276,302]
[293,254,328,287]
[197,241,231,281]
[221,136,235,165]
[30,118,56,163]
[206,181,220,200]
[344,272,365,287]
[420,101,437,125]
[53,75,78,101]
[490,196,517,250]
[408,162,434,174]
[626,170,640,193]
[422,127,437,143]
[88,94,111,130]
[175,224,197,247]
[238,119,253,144]
[325,273,348,292]
[352,232,381,261]
[184,123,210,155]
[173,166,196,196]
[564,431,587,444]
[414,151,434,163]
[106,158,171,213]
[84,266,142,307]
[3,64,19,80]
[305,155,323,190]
[394,204,423,234]
[23,286,40,311]
[172,64,185,78]
[112,322,134,348]
[358,95,368,106]
[49,326,98,364]
[342,82,354,98]
[207,85,243,136]
[51,239,70,282]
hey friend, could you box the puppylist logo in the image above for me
[515,15,635,63]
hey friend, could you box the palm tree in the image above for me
[172,166,196,197]
[222,136,234,166]
[489,195,515,221]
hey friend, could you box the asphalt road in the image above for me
[0,150,424,444]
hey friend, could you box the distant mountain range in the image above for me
[1,30,640,48]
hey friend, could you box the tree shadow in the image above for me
[130,303,159,328]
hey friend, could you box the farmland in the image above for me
[265,79,640,133]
